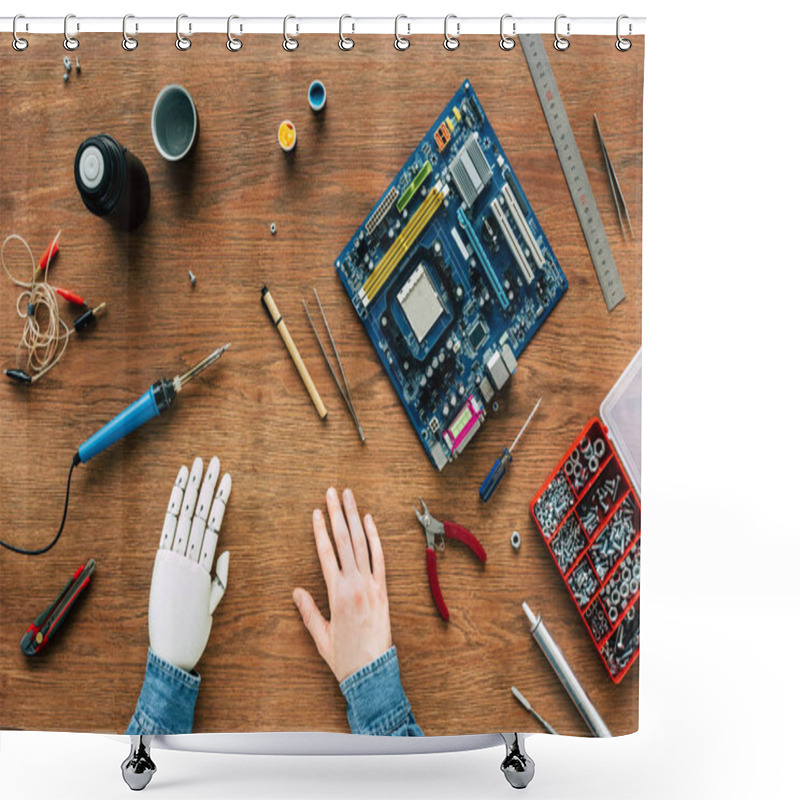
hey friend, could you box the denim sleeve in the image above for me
[339,646,424,736]
[125,648,201,735]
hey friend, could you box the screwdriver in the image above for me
[76,344,230,464]
[479,397,542,502]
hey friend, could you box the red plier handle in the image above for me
[426,521,487,622]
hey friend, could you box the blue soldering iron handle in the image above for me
[479,449,512,503]
[77,379,175,463]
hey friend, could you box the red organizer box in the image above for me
[529,350,642,683]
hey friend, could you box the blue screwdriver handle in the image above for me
[77,379,175,463]
[479,448,512,503]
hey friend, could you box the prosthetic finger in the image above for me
[187,456,220,563]
[209,550,229,615]
[199,472,231,572]
[172,457,203,555]
[160,465,189,550]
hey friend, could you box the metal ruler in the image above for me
[520,34,625,311]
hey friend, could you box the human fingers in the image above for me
[160,465,189,549]
[364,513,385,586]
[173,457,203,555]
[200,472,231,572]
[187,457,220,563]
[326,487,355,574]
[342,488,369,574]
[312,507,340,588]
[293,587,331,663]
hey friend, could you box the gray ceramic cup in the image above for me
[151,84,198,161]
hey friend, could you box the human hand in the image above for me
[148,456,231,672]
[293,488,392,683]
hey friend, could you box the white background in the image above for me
[2,1,799,798]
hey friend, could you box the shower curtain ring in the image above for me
[499,14,515,50]
[227,15,242,51]
[176,14,192,50]
[339,15,354,50]
[283,15,298,50]
[394,15,410,50]
[443,14,460,50]
[554,14,570,51]
[12,15,28,51]
[616,15,632,51]
[64,13,79,51]
[122,14,138,50]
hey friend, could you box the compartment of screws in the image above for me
[601,597,639,678]
[530,416,641,683]
[585,598,611,642]
[550,513,587,573]
[600,540,640,623]
[589,493,639,580]
[563,420,608,493]
[568,557,599,609]
[576,457,629,536]
[533,470,575,538]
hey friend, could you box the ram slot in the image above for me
[396,161,432,213]
[458,207,510,310]
[490,198,534,285]
[501,183,545,269]
[360,183,446,307]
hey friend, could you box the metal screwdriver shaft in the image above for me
[479,397,542,502]
[510,686,558,735]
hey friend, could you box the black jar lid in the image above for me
[74,134,127,216]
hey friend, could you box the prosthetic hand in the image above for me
[149,456,231,672]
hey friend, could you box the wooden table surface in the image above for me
[0,34,643,736]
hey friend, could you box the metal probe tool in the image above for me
[522,601,611,737]
[479,397,542,502]
[510,686,558,735]
[76,343,230,464]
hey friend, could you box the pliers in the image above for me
[414,498,486,621]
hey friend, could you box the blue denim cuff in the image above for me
[339,646,423,736]
[125,648,201,735]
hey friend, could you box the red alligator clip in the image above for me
[414,498,486,621]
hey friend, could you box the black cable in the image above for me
[0,453,80,555]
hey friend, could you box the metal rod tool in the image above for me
[522,601,611,737]
[510,686,558,735]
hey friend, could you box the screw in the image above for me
[63,72,69,82]
[188,270,196,287]
[75,56,81,74]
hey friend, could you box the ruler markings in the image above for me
[520,33,625,311]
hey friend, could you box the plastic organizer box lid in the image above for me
[600,347,642,497]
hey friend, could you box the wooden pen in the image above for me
[260,285,328,420]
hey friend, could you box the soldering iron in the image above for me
[0,344,230,555]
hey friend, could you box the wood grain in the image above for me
[0,34,643,736]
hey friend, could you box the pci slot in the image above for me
[458,206,510,310]
[396,161,432,213]
[360,182,447,307]
[365,186,399,237]
[501,183,545,269]
[490,198,534,285]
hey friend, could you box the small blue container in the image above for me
[308,80,327,113]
